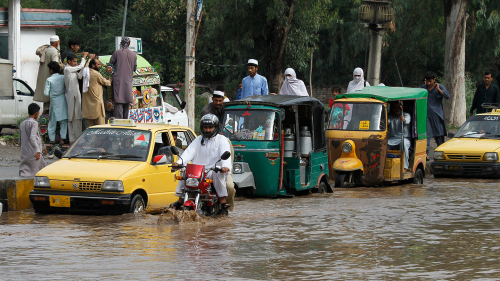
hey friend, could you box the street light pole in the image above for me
[92,14,101,56]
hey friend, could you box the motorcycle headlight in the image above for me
[101,180,124,192]
[484,152,499,161]
[34,176,51,188]
[186,178,200,187]
[433,151,444,160]
[233,163,242,174]
[341,142,352,154]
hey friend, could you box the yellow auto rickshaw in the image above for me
[327,86,428,187]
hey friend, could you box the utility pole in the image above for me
[122,0,128,37]
[8,0,21,76]
[358,1,394,86]
[185,0,196,129]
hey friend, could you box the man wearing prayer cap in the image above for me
[279,68,309,96]
[240,59,269,99]
[201,90,225,121]
[347,67,370,93]
[208,85,230,103]
[109,36,137,119]
[34,35,64,112]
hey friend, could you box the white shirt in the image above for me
[177,134,232,171]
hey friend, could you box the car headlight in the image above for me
[185,178,200,187]
[233,163,242,174]
[484,152,499,161]
[101,180,124,192]
[341,142,352,154]
[34,176,51,188]
[434,151,444,160]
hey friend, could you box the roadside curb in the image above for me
[0,177,34,212]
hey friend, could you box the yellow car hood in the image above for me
[37,159,142,182]
[437,138,500,153]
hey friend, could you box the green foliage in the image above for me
[465,72,477,113]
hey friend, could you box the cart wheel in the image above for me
[129,194,145,213]
[335,172,353,188]
[316,182,327,194]
[413,168,424,184]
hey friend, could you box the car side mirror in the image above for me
[221,151,231,160]
[170,146,180,155]
[447,132,455,138]
[54,149,63,159]
[153,155,167,164]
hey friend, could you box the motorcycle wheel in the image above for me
[183,206,194,211]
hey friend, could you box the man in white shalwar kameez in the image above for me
[279,68,309,96]
[19,103,46,177]
[64,52,93,142]
[170,114,232,215]
[347,67,370,93]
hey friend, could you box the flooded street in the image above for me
[1,178,500,280]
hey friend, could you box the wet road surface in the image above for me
[1,178,500,280]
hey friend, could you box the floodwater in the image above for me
[1,178,500,280]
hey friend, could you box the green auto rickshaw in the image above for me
[221,95,331,197]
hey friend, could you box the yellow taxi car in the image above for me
[432,111,500,177]
[29,119,196,214]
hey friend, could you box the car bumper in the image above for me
[29,189,131,214]
[431,161,500,177]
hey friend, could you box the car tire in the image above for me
[413,168,424,184]
[129,194,145,214]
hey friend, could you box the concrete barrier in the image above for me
[0,177,34,212]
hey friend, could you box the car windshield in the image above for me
[328,102,386,131]
[222,110,279,141]
[455,115,500,138]
[64,128,152,161]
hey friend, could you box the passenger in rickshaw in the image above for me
[387,101,411,170]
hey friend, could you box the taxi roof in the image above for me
[337,86,428,102]
[90,123,192,132]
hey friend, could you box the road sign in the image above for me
[115,36,142,54]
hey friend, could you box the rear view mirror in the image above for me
[153,155,167,164]
[447,132,455,138]
[170,146,180,155]
[54,149,63,159]
[221,151,231,160]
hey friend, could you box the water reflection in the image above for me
[1,179,500,279]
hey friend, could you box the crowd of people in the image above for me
[19,36,137,176]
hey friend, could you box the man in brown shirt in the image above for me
[109,37,137,119]
[83,59,112,126]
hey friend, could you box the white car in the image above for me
[0,77,42,132]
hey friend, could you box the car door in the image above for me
[13,79,37,117]
[147,130,178,209]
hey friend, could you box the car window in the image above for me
[171,131,192,150]
[13,80,33,96]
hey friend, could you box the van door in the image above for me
[13,79,36,118]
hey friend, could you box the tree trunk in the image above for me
[268,0,294,94]
[444,0,468,126]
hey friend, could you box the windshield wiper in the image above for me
[68,150,112,159]
[98,154,142,160]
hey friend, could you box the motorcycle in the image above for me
[170,146,231,216]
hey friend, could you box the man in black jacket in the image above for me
[470,71,500,116]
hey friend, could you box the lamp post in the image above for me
[358,0,394,86]
[92,14,101,55]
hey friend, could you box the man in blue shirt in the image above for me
[240,59,269,99]
[236,80,243,100]
[43,61,68,144]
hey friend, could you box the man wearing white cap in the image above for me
[34,35,64,112]
[240,59,269,99]
[201,90,225,121]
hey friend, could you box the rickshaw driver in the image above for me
[387,101,411,170]
[170,114,232,214]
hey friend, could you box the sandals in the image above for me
[218,203,231,215]
[169,201,183,210]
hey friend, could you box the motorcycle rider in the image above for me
[170,114,232,215]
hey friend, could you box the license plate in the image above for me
[49,195,70,207]
[448,166,461,170]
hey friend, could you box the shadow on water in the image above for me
[1,178,500,279]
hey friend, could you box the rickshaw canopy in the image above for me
[225,95,324,109]
[336,86,428,140]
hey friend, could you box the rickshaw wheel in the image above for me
[316,182,327,194]
[335,172,353,188]
[413,168,424,184]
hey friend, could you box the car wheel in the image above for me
[413,168,424,184]
[129,194,145,213]
[316,182,327,194]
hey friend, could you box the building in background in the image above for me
[0,8,72,88]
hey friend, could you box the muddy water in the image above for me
[1,178,500,279]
